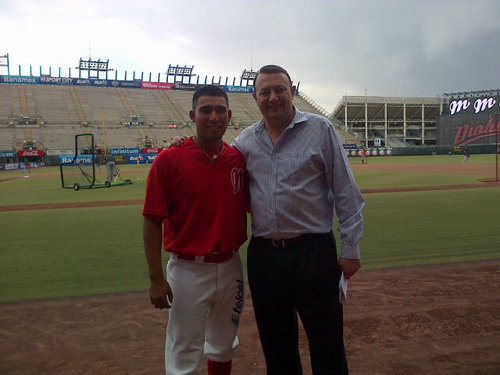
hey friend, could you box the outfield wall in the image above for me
[389,144,497,156]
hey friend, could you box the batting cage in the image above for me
[60,133,132,190]
[60,133,96,190]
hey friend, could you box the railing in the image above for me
[297,91,329,117]
[69,86,88,125]
[18,85,28,116]
[328,115,360,141]
[117,88,134,116]
[158,91,185,123]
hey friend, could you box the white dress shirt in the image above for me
[233,107,365,259]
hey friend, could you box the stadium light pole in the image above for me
[364,89,369,148]
[166,65,194,84]
[76,58,114,79]
[0,53,9,75]
[240,69,257,87]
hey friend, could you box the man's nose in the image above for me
[209,110,219,120]
[269,90,279,101]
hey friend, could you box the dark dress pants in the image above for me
[247,232,348,375]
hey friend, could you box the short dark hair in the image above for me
[192,85,229,110]
[253,65,293,90]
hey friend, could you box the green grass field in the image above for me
[1,155,499,302]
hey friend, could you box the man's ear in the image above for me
[252,93,257,101]
[227,109,232,121]
[291,85,296,98]
[189,110,195,121]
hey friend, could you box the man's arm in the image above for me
[143,217,173,309]
[323,122,365,279]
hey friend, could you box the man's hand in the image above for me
[149,278,173,309]
[169,136,188,147]
[338,258,361,280]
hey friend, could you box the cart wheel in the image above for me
[105,181,111,188]
[73,183,80,191]
[124,179,132,184]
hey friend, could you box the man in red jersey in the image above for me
[143,85,247,375]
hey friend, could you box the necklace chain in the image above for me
[193,137,224,164]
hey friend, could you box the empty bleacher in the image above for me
[159,90,191,123]
[75,86,129,125]
[0,84,29,124]
[120,89,175,125]
[0,83,341,151]
[28,85,80,125]
[227,92,261,126]
[0,128,16,149]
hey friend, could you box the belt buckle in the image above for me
[271,239,286,248]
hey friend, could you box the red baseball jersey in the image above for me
[143,138,248,256]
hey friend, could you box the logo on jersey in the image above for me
[231,278,244,327]
[231,168,244,194]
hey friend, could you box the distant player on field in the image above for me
[463,146,470,164]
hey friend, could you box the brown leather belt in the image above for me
[174,251,236,263]
[253,233,330,248]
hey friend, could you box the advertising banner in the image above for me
[437,94,500,145]
[343,144,358,150]
[59,155,93,165]
[439,94,500,145]
[0,150,16,158]
[1,75,40,84]
[89,79,109,87]
[128,153,158,164]
[1,163,22,171]
[109,147,141,155]
[141,147,163,154]
[109,80,142,88]
[37,75,142,88]
[450,115,500,145]
[40,76,73,85]
[141,82,175,90]
[72,78,92,86]
[112,155,126,163]
[17,150,44,157]
[174,83,198,91]
[46,149,75,156]
[446,96,500,116]
[1,162,45,171]
[224,85,253,93]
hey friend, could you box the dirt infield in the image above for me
[1,260,499,375]
[1,162,499,374]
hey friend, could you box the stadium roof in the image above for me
[332,95,444,122]
[443,89,500,98]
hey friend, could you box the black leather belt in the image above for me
[252,233,330,248]
[174,251,236,263]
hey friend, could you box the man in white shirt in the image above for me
[233,65,365,375]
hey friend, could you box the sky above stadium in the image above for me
[1,0,500,111]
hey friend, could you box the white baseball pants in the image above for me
[165,252,244,375]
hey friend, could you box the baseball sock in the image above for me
[207,359,232,375]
